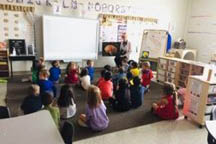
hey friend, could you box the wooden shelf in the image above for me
[0,50,9,78]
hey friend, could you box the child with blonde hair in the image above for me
[38,69,56,97]
[78,85,109,131]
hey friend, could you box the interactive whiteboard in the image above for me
[43,15,99,61]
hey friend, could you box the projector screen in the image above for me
[43,15,99,61]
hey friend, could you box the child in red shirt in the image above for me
[97,69,106,86]
[141,62,153,88]
[98,71,113,100]
[152,82,179,120]
[65,62,80,84]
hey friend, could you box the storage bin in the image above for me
[157,74,166,82]
[168,66,176,73]
[158,69,166,76]
[166,72,175,79]
[158,64,167,70]
[169,60,177,66]
[159,58,167,65]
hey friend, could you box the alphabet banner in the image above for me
[3,0,132,14]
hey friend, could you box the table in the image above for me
[206,120,216,142]
[9,55,35,77]
[0,110,64,144]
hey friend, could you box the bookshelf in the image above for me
[0,50,9,77]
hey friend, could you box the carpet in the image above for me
[6,74,162,141]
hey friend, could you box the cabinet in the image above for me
[183,75,216,127]
[0,50,9,77]
[157,57,207,88]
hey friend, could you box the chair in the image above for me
[61,121,74,144]
[207,106,216,144]
[0,106,10,119]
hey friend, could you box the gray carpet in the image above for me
[6,74,162,141]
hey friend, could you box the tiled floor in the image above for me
[74,116,208,144]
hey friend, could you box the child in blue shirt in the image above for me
[38,69,56,97]
[130,77,145,108]
[113,67,126,91]
[86,60,95,82]
[49,60,61,83]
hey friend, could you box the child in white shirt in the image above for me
[80,68,91,90]
[57,85,76,119]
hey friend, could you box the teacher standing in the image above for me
[120,33,132,59]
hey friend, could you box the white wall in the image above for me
[0,0,189,71]
[184,0,216,63]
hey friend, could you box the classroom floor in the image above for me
[3,72,208,143]
[74,116,208,144]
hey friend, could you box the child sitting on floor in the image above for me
[110,78,131,112]
[130,77,145,109]
[78,85,109,131]
[41,92,60,128]
[177,87,187,107]
[98,71,113,100]
[86,60,95,83]
[38,69,56,97]
[126,71,134,86]
[112,67,126,88]
[32,57,45,83]
[152,82,179,120]
[21,84,42,115]
[141,62,153,90]
[97,69,106,86]
[65,62,80,84]
[57,85,76,119]
[80,68,91,90]
[49,60,61,83]
[130,61,140,77]
[104,64,112,72]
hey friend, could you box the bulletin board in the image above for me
[140,30,168,59]
[0,4,35,54]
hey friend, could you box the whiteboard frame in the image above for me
[139,29,168,59]
[42,15,99,61]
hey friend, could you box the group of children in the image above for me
[21,57,179,132]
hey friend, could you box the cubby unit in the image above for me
[157,57,208,88]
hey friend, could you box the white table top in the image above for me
[0,110,64,144]
[206,121,216,139]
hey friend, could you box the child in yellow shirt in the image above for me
[130,61,140,77]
